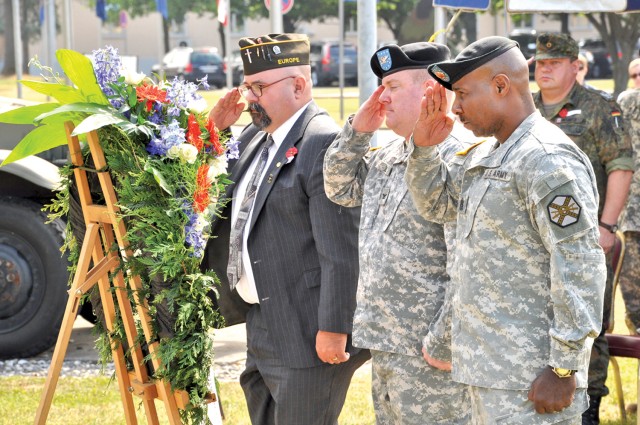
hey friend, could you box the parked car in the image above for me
[579,38,618,79]
[152,46,227,88]
[310,41,358,87]
[508,29,537,78]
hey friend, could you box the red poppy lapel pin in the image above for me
[285,147,298,164]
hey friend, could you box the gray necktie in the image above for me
[227,135,273,290]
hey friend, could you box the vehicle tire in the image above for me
[0,197,69,358]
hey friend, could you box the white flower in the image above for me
[167,144,181,159]
[187,98,208,114]
[123,69,146,85]
[193,213,208,232]
[178,143,199,164]
[207,156,228,179]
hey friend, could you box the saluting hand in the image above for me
[208,88,245,130]
[528,367,576,414]
[352,85,386,133]
[413,82,454,147]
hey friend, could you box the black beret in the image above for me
[428,36,519,90]
[239,33,310,76]
[370,42,451,79]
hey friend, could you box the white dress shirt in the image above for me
[231,101,311,303]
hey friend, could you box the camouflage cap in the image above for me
[370,42,451,79]
[239,33,310,76]
[427,36,518,91]
[535,33,579,61]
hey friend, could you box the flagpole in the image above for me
[12,0,22,98]
[223,0,232,88]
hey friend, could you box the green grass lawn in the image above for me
[0,289,636,425]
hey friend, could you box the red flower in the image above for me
[187,114,203,151]
[558,108,568,118]
[285,147,298,163]
[136,84,168,112]
[205,119,225,156]
[193,164,211,213]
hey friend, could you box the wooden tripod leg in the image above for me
[34,225,101,424]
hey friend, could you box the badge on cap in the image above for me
[431,65,450,82]
[377,49,392,71]
[547,195,581,227]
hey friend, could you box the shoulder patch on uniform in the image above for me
[547,195,581,227]
[455,139,486,156]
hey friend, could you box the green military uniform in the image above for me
[533,33,634,412]
[617,88,640,331]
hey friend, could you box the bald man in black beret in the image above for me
[405,36,606,423]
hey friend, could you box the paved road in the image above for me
[32,316,248,365]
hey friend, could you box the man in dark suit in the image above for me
[204,33,369,425]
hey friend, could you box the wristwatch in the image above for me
[551,366,576,378]
[598,220,618,234]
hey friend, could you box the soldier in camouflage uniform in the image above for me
[617,58,640,332]
[406,36,606,423]
[532,33,634,425]
[323,43,471,424]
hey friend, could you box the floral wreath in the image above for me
[0,46,237,424]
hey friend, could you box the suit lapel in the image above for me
[248,102,321,232]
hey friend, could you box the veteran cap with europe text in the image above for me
[370,42,451,79]
[534,33,579,61]
[427,36,519,91]
[239,33,310,76]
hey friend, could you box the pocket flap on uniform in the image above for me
[531,168,576,205]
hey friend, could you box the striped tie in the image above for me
[227,135,273,290]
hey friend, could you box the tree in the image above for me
[242,0,355,34]
[96,0,217,53]
[584,12,640,96]
[1,0,47,75]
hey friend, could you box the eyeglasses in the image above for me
[238,76,297,98]
[630,73,640,79]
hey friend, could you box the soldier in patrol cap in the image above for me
[324,42,472,424]
[617,58,640,347]
[406,35,606,423]
[533,32,634,425]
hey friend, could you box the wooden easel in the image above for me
[34,122,208,424]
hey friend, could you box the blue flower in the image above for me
[226,136,240,160]
[146,119,185,156]
[92,46,126,109]
[165,78,201,116]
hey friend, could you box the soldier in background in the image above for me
[532,33,634,425]
[617,58,640,335]
[324,42,471,424]
[406,36,606,423]
[577,54,589,86]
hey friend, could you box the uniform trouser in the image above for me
[619,231,640,331]
[468,386,588,424]
[239,305,370,425]
[370,349,471,424]
[586,258,613,398]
